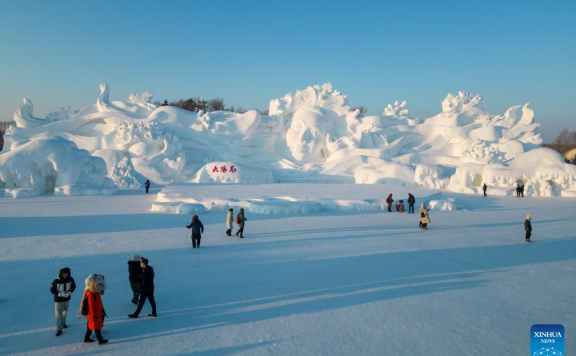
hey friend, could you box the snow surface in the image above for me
[0,185,574,356]
[4,83,576,197]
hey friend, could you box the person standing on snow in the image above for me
[521,184,525,197]
[419,203,431,230]
[50,267,76,336]
[516,184,521,197]
[226,208,234,236]
[128,254,142,304]
[129,258,156,318]
[482,183,488,197]
[186,215,205,248]
[80,274,108,344]
[236,208,247,238]
[386,194,394,212]
[144,180,151,193]
[407,193,416,214]
[524,215,532,243]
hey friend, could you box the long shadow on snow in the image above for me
[1,238,575,354]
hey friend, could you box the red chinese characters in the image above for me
[212,165,237,174]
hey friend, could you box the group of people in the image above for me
[516,184,525,197]
[49,257,157,345]
[183,209,248,249]
[386,193,417,214]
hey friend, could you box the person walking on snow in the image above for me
[50,267,76,336]
[516,184,521,197]
[236,208,247,238]
[80,274,108,344]
[129,258,156,318]
[226,208,234,236]
[525,215,532,243]
[186,215,205,248]
[407,193,416,214]
[386,194,394,212]
[145,180,151,193]
[482,183,488,197]
[128,254,142,304]
[419,203,431,230]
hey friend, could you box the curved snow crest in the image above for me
[0,136,117,198]
[2,82,573,197]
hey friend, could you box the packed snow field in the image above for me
[0,185,574,356]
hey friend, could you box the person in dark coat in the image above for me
[520,184,525,197]
[386,194,394,212]
[128,254,142,304]
[516,184,521,197]
[482,183,487,197]
[186,215,205,248]
[145,180,151,193]
[407,193,416,214]
[236,208,247,238]
[50,267,76,336]
[524,214,532,243]
[129,258,156,318]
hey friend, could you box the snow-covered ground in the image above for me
[0,185,574,356]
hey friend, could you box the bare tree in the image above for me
[208,98,226,112]
[543,129,576,156]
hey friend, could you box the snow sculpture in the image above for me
[0,136,117,198]
[2,82,575,197]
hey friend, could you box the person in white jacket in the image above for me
[226,208,234,236]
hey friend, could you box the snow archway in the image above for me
[45,175,56,192]
[471,174,483,187]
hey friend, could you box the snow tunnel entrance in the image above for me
[516,179,524,186]
[471,174,483,187]
[45,176,56,193]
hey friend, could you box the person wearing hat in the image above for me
[226,208,234,236]
[50,267,76,336]
[524,215,532,243]
[129,258,157,318]
[186,215,205,248]
[80,274,109,344]
[419,203,431,230]
[386,194,394,212]
[128,254,143,304]
[236,208,247,238]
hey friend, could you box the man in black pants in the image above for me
[129,258,157,318]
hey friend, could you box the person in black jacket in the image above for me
[129,258,156,318]
[50,267,76,336]
[482,183,488,197]
[144,180,151,193]
[407,193,416,214]
[525,215,532,243]
[186,215,205,248]
[128,254,142,304]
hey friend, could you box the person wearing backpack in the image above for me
[50,267,76,336]
[236,208,247,238]
[226,208,234,236]
[186,215,205,248]
[407,193,416,214]
[386,194,394,212]
[79,274,108,344]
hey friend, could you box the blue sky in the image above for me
[0,0,574,142]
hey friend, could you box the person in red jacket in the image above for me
[81,274,109,345]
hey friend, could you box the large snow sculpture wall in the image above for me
[2,82,576,197]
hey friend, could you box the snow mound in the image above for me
[177,203,206,215]
[428,198,462,211]
[0,136,117,198]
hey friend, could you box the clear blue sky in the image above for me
[0,0,574,142]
